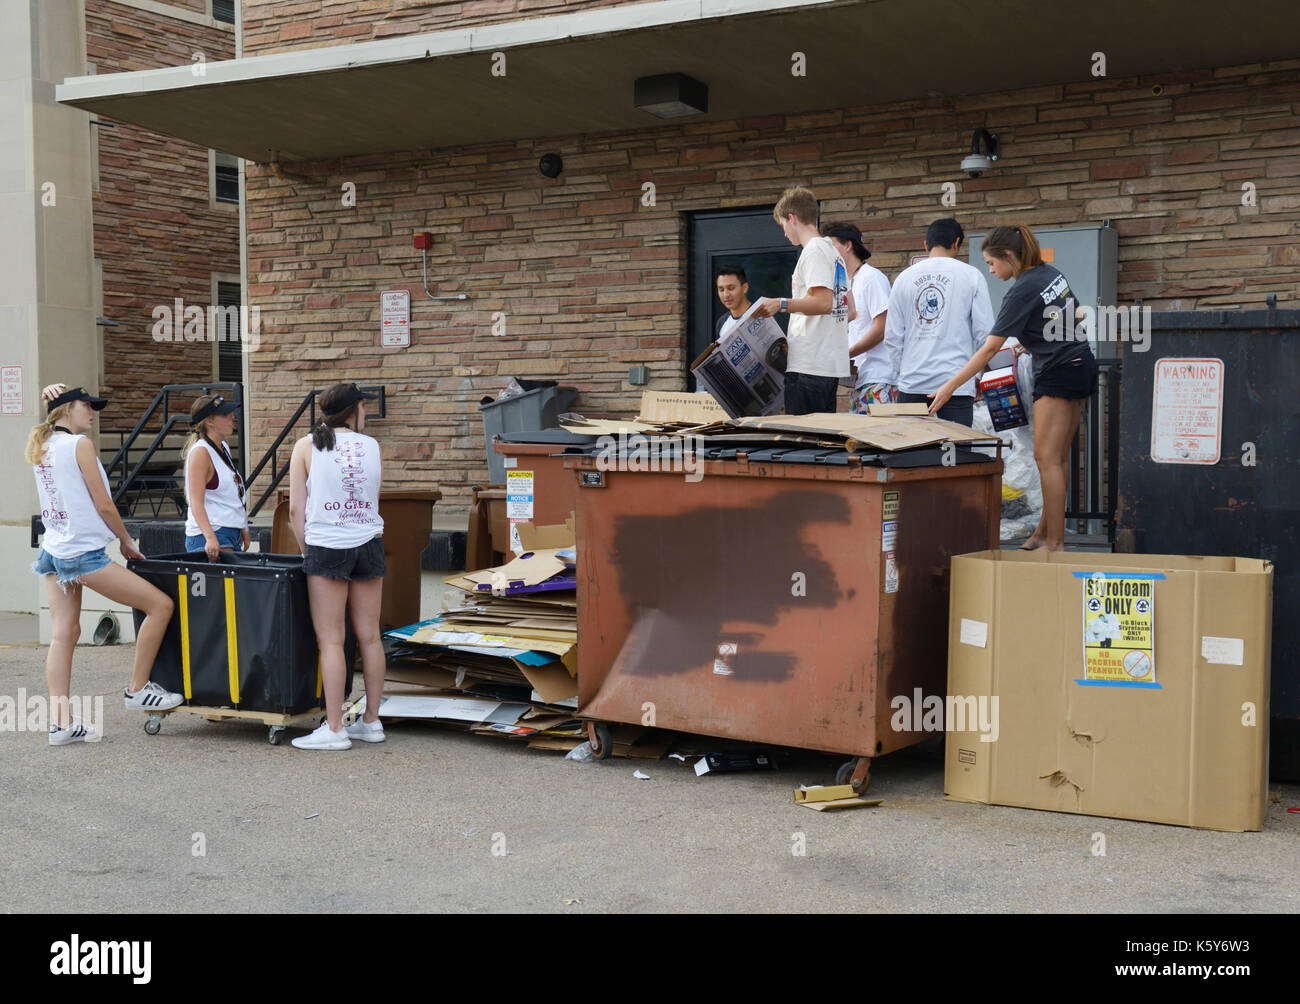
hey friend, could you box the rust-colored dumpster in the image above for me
[566,448,1001,790]
[491,431,593,527]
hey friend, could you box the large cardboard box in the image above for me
[945,550,1272,831]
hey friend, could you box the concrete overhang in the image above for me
[57,0,1300,162]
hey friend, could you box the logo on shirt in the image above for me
[916,284,946,325]
[331,439,376,525]
[1039,274,1071,305]
[831,259,850,323]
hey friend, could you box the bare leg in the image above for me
[79,563,174,692]
[45,576,83,729]
[1032,396,1085,551]
[346,577,387,725]
[307,575,350,731]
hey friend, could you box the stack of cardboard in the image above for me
[360,518,587,750]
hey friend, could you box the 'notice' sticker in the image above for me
[1201,636,1244,666]
[959,618,988,648]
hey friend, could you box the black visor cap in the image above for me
[48,387,108,414]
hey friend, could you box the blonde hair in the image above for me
[25,404,73,466]
[773,186,819,227]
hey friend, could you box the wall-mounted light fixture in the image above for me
[634,72,708,118]
[961,129,999,178]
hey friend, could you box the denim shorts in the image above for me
[186,526,244,552]
[32,547,113,586]
[302,536,386,582]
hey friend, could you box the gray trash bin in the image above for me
[479,382,578,482]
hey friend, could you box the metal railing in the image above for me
[105,383,244,517]
[1066,359,1121,542]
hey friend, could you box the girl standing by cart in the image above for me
[30,385,183,744]
[183,393,250,559]
[288,382,388,751]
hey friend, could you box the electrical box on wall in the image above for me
[968,223,1119,357]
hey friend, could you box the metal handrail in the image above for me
[105,383,245,500]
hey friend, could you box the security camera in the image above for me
[962,129,999,178]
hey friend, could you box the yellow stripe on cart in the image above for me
[224,577,240,705]
[177,574,192,700]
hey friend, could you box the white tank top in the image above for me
[32,432,116,559]
[184,439,248,536]
[304,429,384,549]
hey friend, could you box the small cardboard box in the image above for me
[945,550,1272,831]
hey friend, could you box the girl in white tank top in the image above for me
[183,393,249,559]
[287,382,388,752]
[28,383,184,742]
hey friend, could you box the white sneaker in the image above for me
[124,681,183,712]
[345,717,385,743]
[291,722,352,751]
[49,719,98,746]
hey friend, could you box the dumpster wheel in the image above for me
[587,722,613,760]
[267,726,286,746]
[836,757,872,793]
[143,715,163,736]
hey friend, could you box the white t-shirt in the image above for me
[787,237,851,378]
[184,439,248,537]
[304,429,385,549]
[33,433,116,559]
[884,255,994,396]
[847,262,894,386]
[718,314,741,340]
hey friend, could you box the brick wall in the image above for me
[242,0,663,54]
[88,0,240,431]
[244,60,1300,508]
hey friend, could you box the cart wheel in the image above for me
[143,715,162,736]
[589,723,613,760]
[268,726,285,746]
[836,757,872,793]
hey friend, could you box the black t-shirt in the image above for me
[991,264,1093,376]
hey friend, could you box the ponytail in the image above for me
[25,405,72,465]
[982,224,1045,277]
[310,406,357,452]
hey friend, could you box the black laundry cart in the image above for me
[127,551,355,744]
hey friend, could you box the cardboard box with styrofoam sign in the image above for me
[945,550,1272,831]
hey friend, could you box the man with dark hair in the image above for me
[883,217,993,426]
[714,264,752,340]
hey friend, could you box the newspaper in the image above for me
[690,301,787,418]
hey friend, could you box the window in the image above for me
[213,151,239,204]
[212,0,236,25]
[215,280,243,382]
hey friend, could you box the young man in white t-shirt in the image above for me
[754,186,853,415]
[713,264,752,341]
[883,218,994,426]
[822,222,893,413]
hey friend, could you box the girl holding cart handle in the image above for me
[182,393,250,559]
[31,383,183,744]
[288,382,388,751]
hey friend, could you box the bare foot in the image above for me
[1042,541,1066,552]
[1019,536,1046,551]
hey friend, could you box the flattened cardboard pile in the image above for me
[368,518,587,749]
[560,390,727,437]
[686,408,1002,453]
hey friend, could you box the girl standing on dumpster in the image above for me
[926,224,1099,551]
[183,393,250,559]
[29,383,183,745]
[288,382,388,751]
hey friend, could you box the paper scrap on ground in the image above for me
[633,769,651,780]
